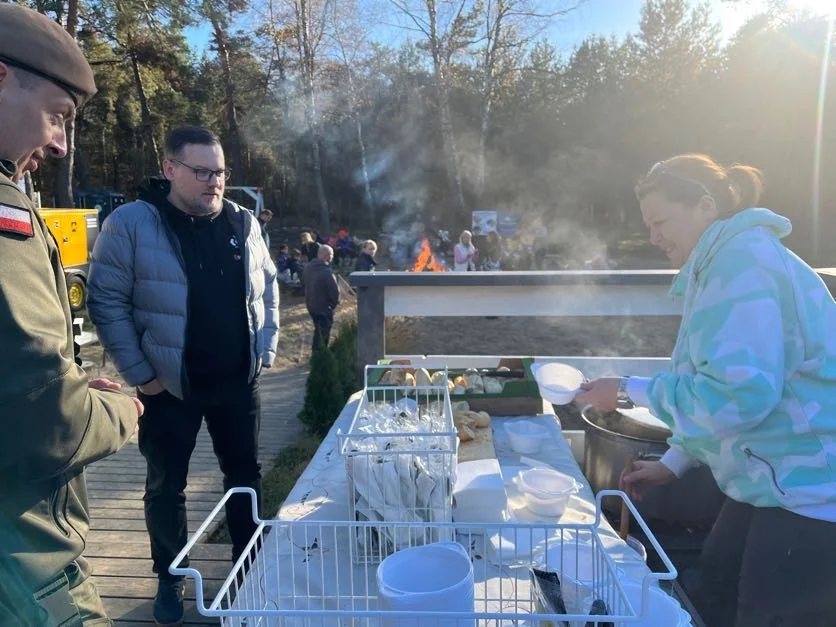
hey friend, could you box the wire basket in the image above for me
[170,488,681,626]
[337,365,458,563]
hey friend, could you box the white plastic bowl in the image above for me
[512,467,580,517]
[504,420,549,455]
[626,535,648,563]
[616,580,691,627]
[531,362,585,405]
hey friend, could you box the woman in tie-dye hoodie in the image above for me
[577,154,836,627]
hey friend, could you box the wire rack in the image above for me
[337,365,458,563]
[170,488,680,627]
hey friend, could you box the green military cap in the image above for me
[0,4,96,106]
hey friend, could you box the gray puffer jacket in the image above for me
[87,198,279,400]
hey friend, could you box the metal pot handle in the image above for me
[637,452,664,462]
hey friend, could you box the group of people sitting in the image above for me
[273,231,379,286]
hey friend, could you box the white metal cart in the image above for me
[170,488,683,626]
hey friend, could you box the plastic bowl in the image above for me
[531,363,585,405]
[626,535,648,563]
[504,420,549,455]
[616,580,690,627]
[512,467,580,517]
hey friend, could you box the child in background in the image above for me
[356,239,378,272]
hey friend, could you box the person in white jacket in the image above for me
[453,230,477,271]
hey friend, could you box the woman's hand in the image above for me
[574,377,621,412]
[620,460,676,501]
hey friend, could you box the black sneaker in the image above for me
[153,578,185,626]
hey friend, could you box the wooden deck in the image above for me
[85,367,308,624]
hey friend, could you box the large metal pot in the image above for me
[581,406,725,527]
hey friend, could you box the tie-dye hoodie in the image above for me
[643,208,836,521]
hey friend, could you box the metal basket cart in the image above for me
[171,488,681,626]
[336,365,458,563]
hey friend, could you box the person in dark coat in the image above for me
[355,239,378,272]
[303,244,340,352]
[300,231,319,262]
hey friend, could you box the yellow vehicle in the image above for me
[40,208,99,313]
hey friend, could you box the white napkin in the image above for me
[453,459,508,512]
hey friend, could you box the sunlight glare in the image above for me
[785,0,836,18]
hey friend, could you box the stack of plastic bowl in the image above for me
[512,467,581,518]
[505,420,550,455]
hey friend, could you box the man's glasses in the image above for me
[169,159,231,182]
[642,161,712,197]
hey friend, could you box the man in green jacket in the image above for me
[0,5,143,625]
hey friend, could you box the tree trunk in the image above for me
[23,171,35,202]
[436,85,466,212]
[310,134,330,234]
[55,117,76,206]
[476,1,504,202]
[211,18,244,183]
[127,33,160,177]
[354,114,373,218]
[426,0,466,213]
[55,0,80,206]
[345,69,374,221]
[296,0,330,233]
[74,140,91,191]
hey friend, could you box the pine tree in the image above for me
[298,346,343,437]
[332,321,359,401]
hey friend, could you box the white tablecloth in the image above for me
[229,398,684,625]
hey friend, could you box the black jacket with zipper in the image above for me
[140,181,251,394]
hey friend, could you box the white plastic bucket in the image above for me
[616,581,691,627]
[377,541,475,627]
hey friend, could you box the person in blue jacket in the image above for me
[577,153,836,627]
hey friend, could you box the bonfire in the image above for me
[410,238,446,272]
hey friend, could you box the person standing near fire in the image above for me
[300,230,319,262]
[355,239,378,272]
[86,125,279,625]
[0,5,144,623]
[454,229,477,271]
[303,244,340,352]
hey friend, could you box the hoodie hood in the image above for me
[138,176,171,207]
[670,208,792,297]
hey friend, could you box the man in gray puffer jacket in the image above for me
[87,125,278,626]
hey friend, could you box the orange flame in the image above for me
[410,238,447,272]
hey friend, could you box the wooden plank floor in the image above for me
[86,367,308,625]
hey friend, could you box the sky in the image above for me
[183,0,834,58]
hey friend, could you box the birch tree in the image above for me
[388,0,480,213]
[327,0,375,219]
[473,0,578,201]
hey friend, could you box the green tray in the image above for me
[367,359,540,400]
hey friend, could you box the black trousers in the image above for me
[691,497,836,627]
[310,312,333,352]
[137,378,262,581]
